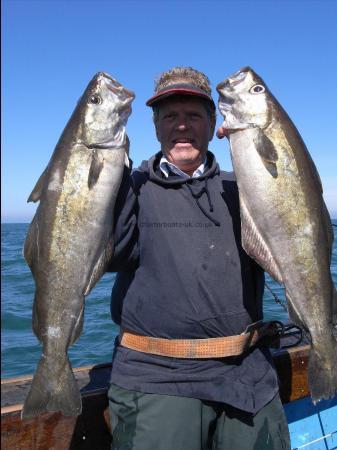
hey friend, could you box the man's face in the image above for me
[155,97,215,175]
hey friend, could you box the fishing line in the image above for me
[264,281,288,312]
[264,283,309,347]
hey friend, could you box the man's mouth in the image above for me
[173,138,193,144]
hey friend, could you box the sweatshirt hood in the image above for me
[139,151,220,186]
[137,151,221,226]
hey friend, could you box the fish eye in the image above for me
[250,84,265,94]
[89,94,102,104]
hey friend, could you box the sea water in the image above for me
[1,222,337,379]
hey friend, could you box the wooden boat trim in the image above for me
[1,388,109,416]
[0,344,317,449]
[1,404,23,414]
[1,344,311,411]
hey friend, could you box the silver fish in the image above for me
[217,66,337,403]
[22,72,135,418]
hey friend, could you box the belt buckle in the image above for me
[241,320,264,335]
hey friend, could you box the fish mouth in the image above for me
[107,83,135,102]
[118,105,133,129]
[217,100,233,127]
[218,101,232,115]
[97,72,136,101]
[216,66,251,91]
[227,66,251,86]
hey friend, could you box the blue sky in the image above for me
[2,0,337,222]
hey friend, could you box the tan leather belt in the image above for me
[120,321,278,359]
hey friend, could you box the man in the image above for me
[107,67,290,450]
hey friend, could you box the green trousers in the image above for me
[108,383,290,450]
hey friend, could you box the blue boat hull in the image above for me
[285,396,337,449]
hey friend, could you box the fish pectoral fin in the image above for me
[253,131,278,178]
[305,145,323,194]
[88,150,104,189]
[27,167,49,202]
[83,236,115,296]
[240,198,283,283]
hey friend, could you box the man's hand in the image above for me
[216,125,229,139]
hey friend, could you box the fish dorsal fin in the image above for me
[240,198,283,284]
[253,130,278,178]
[27,167,49,203]
[333,288,337,340]
[88,150,104,189]
[23,216,38,269]
[300,139,323,194]
[83,235,114,296]
[322,202,334,262]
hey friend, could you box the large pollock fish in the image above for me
[22,72,135,418]
[216,67,337,403]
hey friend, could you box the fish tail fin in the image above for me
[308,341,337,404]
[21,354,82,419]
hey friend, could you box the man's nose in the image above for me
[176,117,189,130]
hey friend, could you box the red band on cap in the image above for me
[146,83,214,108]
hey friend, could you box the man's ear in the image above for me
[154,118,161,142]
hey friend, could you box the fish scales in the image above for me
[217,67,337,403]
[231,129,322,279]
[22,72,135,419]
